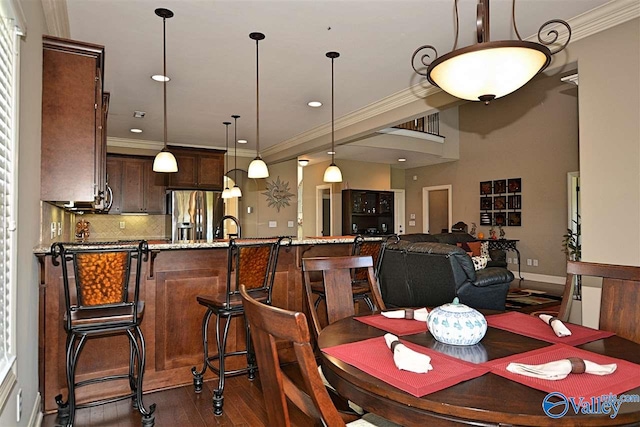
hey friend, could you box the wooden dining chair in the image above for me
[239,285,399,427]
[303,255,386,339]
[566,260,640,344]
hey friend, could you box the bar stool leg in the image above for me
[130,326,156,426]
[191,308,214,393]
[245,318,256,380]
[213,314,231,416]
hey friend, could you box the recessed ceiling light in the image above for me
[130,128,143,133]
[327,151,335,155]
[151,74,170,82]
[308,101,322,108]
[238,139,247,144]
[398,158,406,162]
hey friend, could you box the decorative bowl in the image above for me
[427,297,487,346]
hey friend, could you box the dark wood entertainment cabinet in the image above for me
[342,189,394,236]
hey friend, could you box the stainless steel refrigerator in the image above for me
[170,190,223,241]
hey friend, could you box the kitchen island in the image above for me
[35,237,375,413]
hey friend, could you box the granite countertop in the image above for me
[33,235,385,254]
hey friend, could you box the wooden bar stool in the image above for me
[191,236,291,415]
[51,241,156,427]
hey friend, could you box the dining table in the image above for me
[318,312,640,426]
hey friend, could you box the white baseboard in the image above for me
[510,270,565,285]
[28,392,42,427]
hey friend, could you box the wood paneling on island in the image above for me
[37,241,353,413]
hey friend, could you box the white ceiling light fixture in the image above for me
[238,139,247,144]
[221,121,232,199]
[230,115,243,198]
[398,158,406,162]
[151,74,170,82]
[307,101,322,108]
[411,0,571,105]
[298,159,309,167]
[152,8,178,173]
[323,51,342,183]
[247,32,269,179]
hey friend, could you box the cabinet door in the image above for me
[106,157,123,214]
[197,153,224,190]
[41,40,104,204]
[167,154,198,189]
[144,160,167,214]
[121,159,145,213]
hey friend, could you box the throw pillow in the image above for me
[480,241,491,260]
[471,255,488,271]
[457,242,472,252]
[466,241,482,257]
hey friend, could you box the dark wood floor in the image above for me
[42,373,316,427]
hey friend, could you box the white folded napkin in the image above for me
[539,314,572,337]
[383,333,433,374]
[381,308,429,322]
[507,357,617,380]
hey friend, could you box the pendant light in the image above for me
[247,32,269,179]
[323,51,342,183]
[152,8,178,172]
[221,121,232,199]
[230,115,243,198]
[411,0,571,104]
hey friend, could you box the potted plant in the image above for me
[562,214,581,300]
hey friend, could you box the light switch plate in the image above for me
[409,220,416,226]
[410,213,416,219]
[287,221,294,228]
[269,221,277,228]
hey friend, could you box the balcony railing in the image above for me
[394,112,441,136]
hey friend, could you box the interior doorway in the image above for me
[422,185,452,234]
[316,184,333,236]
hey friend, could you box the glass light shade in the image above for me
[153,149,178,172]
[323,163,342,183]
[230,185,242,198]
[427,41,551,102]
[248,157,269,178]
[221,187,232,199]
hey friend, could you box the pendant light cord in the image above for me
[255,38,260,157]
[224,122,230,186]
[234,116,239,183]
[331,56,335,165]
[162,15,168,150]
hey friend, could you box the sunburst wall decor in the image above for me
[262,176,295,212]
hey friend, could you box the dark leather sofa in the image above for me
[399,232,508,268]
[378,240,514,311]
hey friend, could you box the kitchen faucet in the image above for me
[216,215,242,239]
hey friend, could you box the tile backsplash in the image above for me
[81,214,170,240]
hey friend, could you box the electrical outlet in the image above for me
[513,258,518,265]
[287,221,294,228]
[119,221,125,229]
[533,259,539,267]
[16,388,22,423]
[410,213,416,219]
[268,221,277,228]
[50,222,56,239]
[526,259,532,266]
[507,257,512,264]
[409,220,416,226]
[57,222,62,236]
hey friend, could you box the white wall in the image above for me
[0,0,47,425]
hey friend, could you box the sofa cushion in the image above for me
[432,232,476,245]
[398,233,439,243]
[474,267,515,287]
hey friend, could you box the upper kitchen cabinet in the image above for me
[41,36,108,209]
[166,146,225,190]
[107,155,166,214]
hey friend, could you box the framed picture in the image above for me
[480,197,492,210]
[493,179,507,194]
[493,196,506,210]
[508,211,522,226]
[480,181,492,195]
[508,178,522,193]
[480,212,492,226]
[494,212,506,226]
[508,195,522,210]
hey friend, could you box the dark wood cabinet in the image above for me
[342,189,394,235]
[107,155,166,214]
[167,146,225,190]
[41,36,108,208]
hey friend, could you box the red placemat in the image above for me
[355,314,427,336]
[487,312,615,346]
[322,336,489,397]
[484,343,640,399]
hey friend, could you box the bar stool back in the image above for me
[191,236,291,415]
[51,241,155,426]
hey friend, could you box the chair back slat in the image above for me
[303,255,386,338]
[566,260,640,344]
[240,285,346,427]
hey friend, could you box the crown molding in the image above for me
[106,137,255,157]
[41,0,70,38]
[264,0,639,161]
